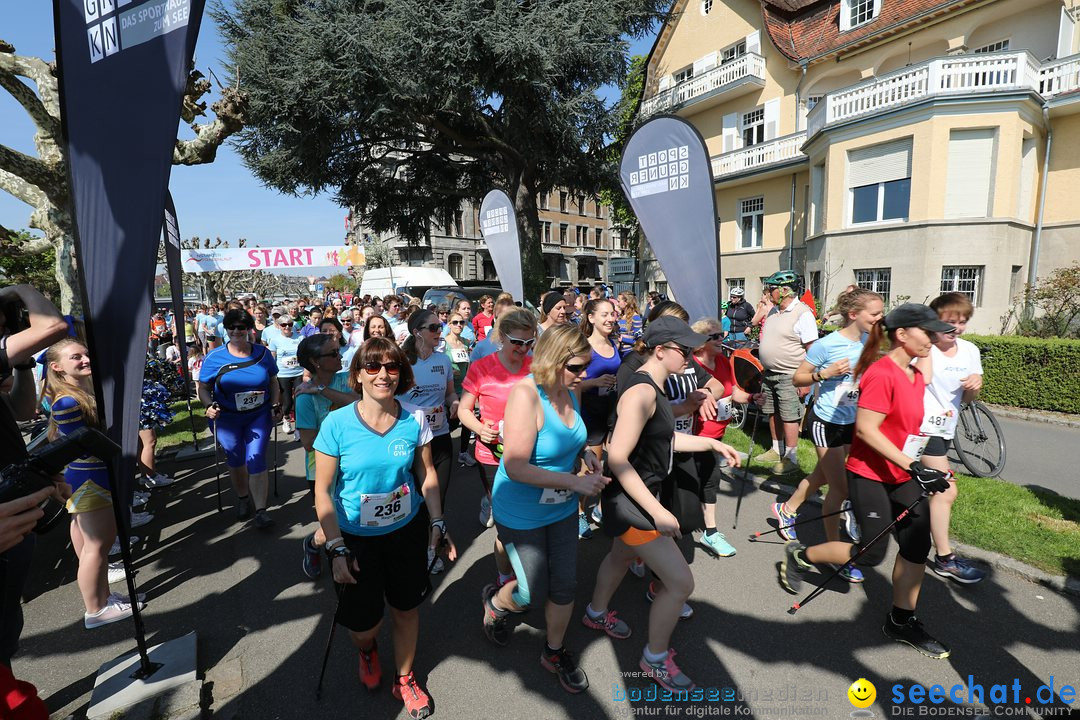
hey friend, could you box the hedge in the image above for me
[965,335,1080,414]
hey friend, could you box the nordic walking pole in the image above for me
[273,421,279,499]
[748,507,851,542]
[787,493,928,615]
[732,403,761,529]
[315,583,344,701]
[210,403,223,512]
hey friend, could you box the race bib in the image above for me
[902,434,930,462]
[715,397,733,422]
[674,414,694,434]
[282,355,299,369]
[920,387,957,437]
[234,390,265,411]
[539,487,575,505]
[359,484,412,527]
[832,380,860,408]
[425,405,447,432]
[450,348,469,364]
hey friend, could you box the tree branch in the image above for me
[173,85,248,165]
[0,44,60,118]
[0,144,62,195]
[0,167,48,209]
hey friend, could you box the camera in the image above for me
[0,426,121,534]
[0,298,29,335]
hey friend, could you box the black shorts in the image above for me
[805,407,854,449]
[334,506,432,632]
[848,472,931,567]
[923,436,952,457]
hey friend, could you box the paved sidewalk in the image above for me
[13,432,1080,720]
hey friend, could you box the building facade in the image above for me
[640,0,1080,331]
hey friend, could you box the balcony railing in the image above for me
[641,53,766,116]
[807,51,1080,137]
[711,131,807,179]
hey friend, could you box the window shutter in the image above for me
[746,30,761,55]
[693,56,709,76]
[1058,5,1076,58]
[658,74,672,91]
[722,113,739,153]
[839,0,852,32]
[1017,137,1037,222]
[763,99,780,141]
[944,129,995,219]
[847,138,912,187]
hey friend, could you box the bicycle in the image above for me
[951,401,1006,478]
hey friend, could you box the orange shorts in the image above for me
[620,527,661,546]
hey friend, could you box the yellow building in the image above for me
[640,0,1080,331]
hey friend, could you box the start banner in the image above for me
[183,243,366,273]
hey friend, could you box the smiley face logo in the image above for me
[848,678,876,709]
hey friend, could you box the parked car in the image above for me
[422,286,538,318]
[359,267,457,299]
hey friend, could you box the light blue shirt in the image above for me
[471,336,498,362]
[267,334,303,378]
[296,370,353,483]
[443,323,475,344]
[400,352,454,437]
[804,330,866,425]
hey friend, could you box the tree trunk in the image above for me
[511,176,546,303]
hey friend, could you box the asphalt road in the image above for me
[12,427,1080,720]
[983,414,1080,499]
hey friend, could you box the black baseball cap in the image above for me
[643,316,708,349]
[881,303,956,333]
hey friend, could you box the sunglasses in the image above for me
[279,322,291,327]
[226,325,249,332]
[661,344,692,358]
[505,336,536,347]
[449,320,465,326]
[363,361,401,375]
[420,323,442,333]
[707,332,724,341]
[564,361,589,374]
[318,352,341,359]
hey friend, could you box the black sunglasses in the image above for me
[505,336,536,347]
[707,332,724,341]
[363,361,401,376]
[564,361,589,373]
[661,344,692,358]
[226,325,249,332]
[449,320,465,326]
[279,322,291,327]
[420,323,442,333]
[318,352,340,359]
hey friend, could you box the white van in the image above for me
[358,267,458,299]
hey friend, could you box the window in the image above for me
[807,95,823,111]
[739,197,764,249]
[541,221,553,244]
[973,39,1010,53]
[595,228,604,248]
[848,139,912,225]
[453,210,464,237]
[594,198,603,219]
[482,255,498,281]
[674,66,694,84]
[559,223,569,245]
[576,226,589,247]
[726,277,745,295]
[840,0,880,31]
[854,268,891,303]
[578,195,587,216]
[941,266,983,305]
[809,271,821,303]
[559,191,567,213]
[448,253,463,280]
[1010,265,1023,301]
[722,40,746,64]
[945,129,996,219]
[700,0,713,15]
[742,108,764,147]
[539,191,550,210]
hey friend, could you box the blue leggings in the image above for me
[213,409,272,474]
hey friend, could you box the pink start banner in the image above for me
[182,243,366,273]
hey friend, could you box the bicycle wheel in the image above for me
[952,402,1006,477]
[730,402,748,430]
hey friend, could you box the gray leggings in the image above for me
[495,511,578,608]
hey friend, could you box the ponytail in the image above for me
[402,309,437,365]
[852,322,888,382]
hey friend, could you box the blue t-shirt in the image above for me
[493,380,586,530]
[199,344,278,413]
[722,316,732,334]
[340,342,358,370]
[195,313,207,333]
[202,314,219,336]
[260,324,280,346]
[296,370,353,482]
[267,334,303,377]
[471,336,498,362]
[313,403,433,536]
[804,330,866,425]
[400,352,454,437]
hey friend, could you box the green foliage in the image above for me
[1002,262,1080,338]
[213,0,668,300]
[0,229,61,302]
[965,334,1080,413]
[325,273,351,292]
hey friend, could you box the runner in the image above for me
[470,295,516,362]
[916,293,986,584]
[267,314,303,435]
[400,309,459,574]
[577,298,621,539]
[442,310,475,466]
[199,309,283,528]
[300,306,323,338]
[537,292,569,335]
[777,304,956,659]
[295,333,358,579]
[443,299,476,344]
[770,287,884,585]
[472,295,495,341]
[614,291,643,357]
[364,314,393,342]
[313,337,455,718]
[481,324,608,693]
[584,317,740,692]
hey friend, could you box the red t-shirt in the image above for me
[846,355,926,484]
[473,312,495,341]
[692,354,735,439]
[461,353,532,465]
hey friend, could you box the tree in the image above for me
[0,228,60,301]
[0,37,247,313]
[1003,262,1080,338]
[325,273,351,292]
[175,236,300,304]
[214,0,668,302]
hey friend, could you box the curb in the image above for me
[984,403,1080,429]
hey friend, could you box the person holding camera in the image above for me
[0,285,69,663]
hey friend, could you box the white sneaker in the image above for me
[141,473,176,488]
[129,511,154,529]
[84,598,137,629]
[109,591,146,605]
[479,496,494,528]
[427,547,445,575]
[109,536,140,556]
[590,504,603,525]
[107,561,126,584]
[281,419,293,434]
[629,558,646,578]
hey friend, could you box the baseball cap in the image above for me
[271,306,285,317]
[642,316,708,350]
[881,303,956,333]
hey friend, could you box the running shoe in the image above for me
[757,448,782,465]
[541,646,589,694]
[392,671,433,719]
[639,648,695,693]
[129,511,154,529]
[479,496,493,528]
[590,504,603,525]
[84,597,136,629]
[235,496,253,521]
[829,563,865,583]
[108,591,146,605]
[140,473,176,488]
[931,554,986,584]
[577,512,593,540]
[841,499,861,543]
[697,530,736,557]
[281,418,293,434]
[109,536,140,557]
[628,558,646,578]
[358,641,382,691]
[482,583,510,646]
[302,534,322,579]
[779,541,810,594]
[770,502,798,541]
[253,508,274,529]
[107,561,127,584]
[581,608,631,639]
[427,547,444,575]
[882,614,951,659]
[131,491,149,508]
[645,582,693,620]
[458,450,476,467]
[771,458,800,476]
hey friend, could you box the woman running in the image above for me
[314,338,455,718]
[576,298,620,539]
[401,309,459,574]
[778,304,955,659]
[615,291,643,357]
[295,333,359,579]
[267,314,303,434]
[584,317,740,692]
[770,287,883,585]
[44,338,143,628]
[481,324,608,693]
[199,309,282,528]
[442,310,474,466]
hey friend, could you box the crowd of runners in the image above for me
[1,273,988,719]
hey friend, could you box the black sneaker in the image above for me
[253,508,275,529]
[541,646,589,694]
[302,534,322,579]
[882,614,951,659]
[481,584,510,646]
[236,496,253,521]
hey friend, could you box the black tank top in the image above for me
[617,371,674,492]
